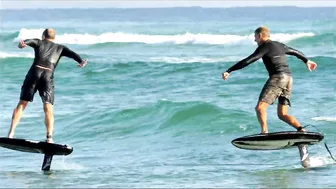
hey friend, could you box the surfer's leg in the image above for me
[257,75,281,133]
[8,100,29,138]
[277,103,305,131]
[39,71,54,143]
[276,75,305,131]
[9,68,40,138]
[43,103,54,143]
[8,73,37,138]
[255,101,269,133]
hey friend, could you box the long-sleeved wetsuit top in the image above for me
[226,40,308,76]
[24,38,83,72]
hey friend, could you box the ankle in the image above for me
[46,134,52,139]
[297,126,305,132]
[46,135,53,143]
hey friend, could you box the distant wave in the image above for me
[150,55,336,64]
[149,56,243,63]
[13,28,315,45]
[312,117,336,122]
[1,51,334,65]
[0,51,241,62]
[1,31,19,42]
[0,50,244,62]
[0,52,34,59]
[74,100,251,139]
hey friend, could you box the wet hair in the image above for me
[42,28,56,39]
[254,26,270,37]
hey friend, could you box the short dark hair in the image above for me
[254,26,270,37]
[42,28,56,39]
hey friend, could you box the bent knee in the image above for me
[277,112,289,120]
[43,103,53,113]
[17,100,29,109]
[255,105,266,114]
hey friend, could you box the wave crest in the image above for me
[312,117,336,122]
[13,28,315,45]
[0,52,34,59]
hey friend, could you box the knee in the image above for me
[255,105,266,114]
[277,112,288,120]
[17,100,28,110]
[43,104,53,114]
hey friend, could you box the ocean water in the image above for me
[0,7,336,188]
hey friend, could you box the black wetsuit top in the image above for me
[226,40,308,76]
[24,38,83,71]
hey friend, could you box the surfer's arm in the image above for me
[20,39,40,49]
[284,45,308,63]
[226,46,268,73]
[61,46,83,63]
[284,44,317,71]
[61,46,88,68]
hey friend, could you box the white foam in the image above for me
[50,157,85,171]
[0,52,34,59]
[271,32,315,43]
[149,56,242,63]
[13,28,45,42]
[239,124,248,131]
[13,28,315,45]
[312,117,336,122]
[308,156,336,167]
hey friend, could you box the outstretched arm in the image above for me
[61,46,88,67]
[222,45,268,80]
[285,45,317,71]
[18,39,39,49]
[285,45,308,63]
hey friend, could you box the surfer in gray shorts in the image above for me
[259,73,293,106]
[222,26,317,134]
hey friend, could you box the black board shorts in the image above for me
[20,67,54,105]
[258,73,293,106]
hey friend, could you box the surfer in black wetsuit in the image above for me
[222,26,317,134]
[7,28,88,143]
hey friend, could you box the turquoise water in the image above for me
[0,7,336,188]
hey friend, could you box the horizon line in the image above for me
[1,5,335,10]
